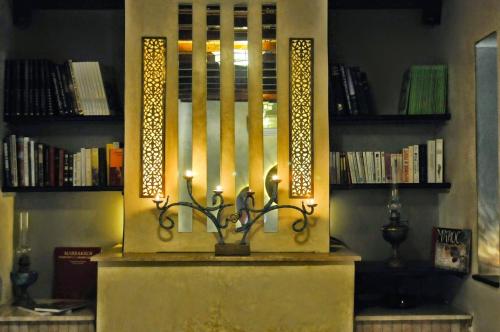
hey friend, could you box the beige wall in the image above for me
[436,0,500,330]
[124,0,330,253]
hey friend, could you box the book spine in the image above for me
[346,152,357,184]
[346,67,359,115]
[14,60,22,116]
[408,145,414,183]
[390,154,398,183]
[80,148,86,186]
[62,61,76,115]
[91,148,99,186]
[4,59,11,117]
[85,149,92,186]
[37,144,44,187]
[435,138,444,183]
[57,149,64,187]
[374,152,381,183]
[29,140,35,187]
[331,65,347,115]
[355,152,364,183]
[9,135,18,187]
[49,147,56,187]
[427,140,436,183]
[380,152,386,183]
[366,152,375,183]
[50,62,63,115]
[418,144,427,183]
[33,60,40,116]
[335,152,341,185]
[23,137,29,186]
[339,65,352,114]
[63,152,69,186]
[384,152,391,183]
[55,64,69,115]
[68,60,83,115]
[3,140,11,187]
[396,154,403,183]
[24,60,31,116]
[413,145,419,183]
[72,153,77,186]
[43,60,53,116]
[402,148,410,183]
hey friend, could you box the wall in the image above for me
[5,9,125,298]
[0,0,14,305]
[435,0,500,330]
[124,0,330,253]
[329,10,444,260]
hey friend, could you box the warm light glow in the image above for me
[289,38,314,198]
[215,185,223,193]
[141,37,167,198]
[184,170,194,179]
[306,198,316,207]
[154,193,163,203]
[272,175,280,182]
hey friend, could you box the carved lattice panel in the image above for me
[141,37,167,197]
[289,38,314,198]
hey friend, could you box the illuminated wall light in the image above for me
[289,38,314,198]
[140,37,167,197]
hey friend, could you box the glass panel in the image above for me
[206,5,221,232]
[234,5,249,227]
[475,32,500,275]
[178,4,193,232]
[262,4,278,232]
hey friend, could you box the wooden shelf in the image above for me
[330,113,451,125]
[331,183,451,190]
[2,186,123,193]
[356,261,465,277]
[4,115,124,124]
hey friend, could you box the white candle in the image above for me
[154,193,163,203]
[184,170,194,179]
[215,185,223,193]
[272,175,280,182]
[306,198,316,207]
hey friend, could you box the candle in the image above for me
[214,185,223,194]
[306,198,316,207]
[184,170,194,179]
[153,193,163,203]
[271,174,281,182]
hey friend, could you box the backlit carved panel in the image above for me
[141,37,167,197]
[289,38,314,198]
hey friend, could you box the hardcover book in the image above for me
[432,227,471,273]
[53,247,101,299]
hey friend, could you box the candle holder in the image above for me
[153,174,317,255]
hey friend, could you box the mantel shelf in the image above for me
[331,183,451,190]
[2,186,123,193]
[330,113,451,125]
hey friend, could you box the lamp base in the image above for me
[215,243,250,256]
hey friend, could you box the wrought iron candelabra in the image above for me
[153,172,317,250]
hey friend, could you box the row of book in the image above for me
[3,59,112,117]
[329,64,373,116]
[2,135,123,188]
[330,139,444,184]
[399,65,448,115]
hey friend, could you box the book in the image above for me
[374,151,381,183]
[3,140,10,187]
[37,144,44,187]
[412,145,419,183]
[9,135,18,187]
[29,140,35,187]
[432,227,471,273]
[85,149,92,186]
[402,148,410,183]
[418,144,427,183]
[427,140,436,183]
[23,137,29,186]
[109,148,124,186]
[53,247,101,299]
[435,138,444,183]
[80,148,86,186]
[34,300,89,314]
[49,146,56,186]
[91,148,99,186]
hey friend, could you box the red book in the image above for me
[109,148,123,186]
[58,149,64,187]
[49,146,56,187]
[53,247,101,299]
